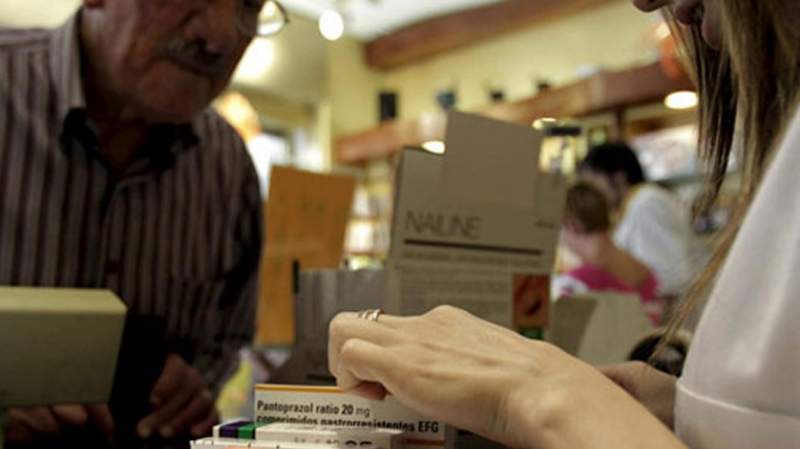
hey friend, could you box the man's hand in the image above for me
[6,405,113,443]
[137,353,219,440]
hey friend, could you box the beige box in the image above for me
[0,288,126,407]
[387,112,566,329]
[549,293,655,365]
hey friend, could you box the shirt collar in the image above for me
[50,10,201,160]
[615,183,646,225]
[49,11,86,127]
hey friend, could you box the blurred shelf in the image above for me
[335,62,693,164]
[349,215,390,222]
[344,251,388,260]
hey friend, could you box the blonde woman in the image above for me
[555,182,662,323]
[328,1,799,448]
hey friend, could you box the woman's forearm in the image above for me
[509,375,687,449]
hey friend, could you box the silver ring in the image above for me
[357,309,383,322]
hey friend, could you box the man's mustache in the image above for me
[161,39,229,77]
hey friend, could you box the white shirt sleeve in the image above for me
[614,186,692,296]
[675,109,800,449]
[551,274,589,301]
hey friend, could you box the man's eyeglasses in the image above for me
[237,0,290,38]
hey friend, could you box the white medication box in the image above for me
[254,385,453,449]
[257,423,403,449]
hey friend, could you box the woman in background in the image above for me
[556,182,660,323]
[328,1,800,448]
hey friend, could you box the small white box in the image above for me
[257,423,403,449]
[190,437,251,448]
[192,435,388,449]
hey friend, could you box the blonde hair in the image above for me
[564,182,612,233]
[664,1,800,341]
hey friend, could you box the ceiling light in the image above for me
[319,9,344,41]
[422,141,446,155]
[532,117,557,130]
[664,91,698,110]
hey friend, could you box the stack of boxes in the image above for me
[192,384,449,449]
[192,422,404,449]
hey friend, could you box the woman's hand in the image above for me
[600,362,677,428]
[329,306,686,449]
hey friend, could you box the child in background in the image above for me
[554,182,661,324]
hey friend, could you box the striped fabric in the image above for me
[0,13,263,390]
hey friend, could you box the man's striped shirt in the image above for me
[0,13,263,390]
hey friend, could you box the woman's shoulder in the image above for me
[627,184,682,215]
[567,263,607,280]
[567,264,630,291]
[638,270,659,300]
[679,104,800,442]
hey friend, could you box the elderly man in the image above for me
[0,0,281,445]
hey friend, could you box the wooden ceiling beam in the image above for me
[365,0,615,70]
[334,62,694,164]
